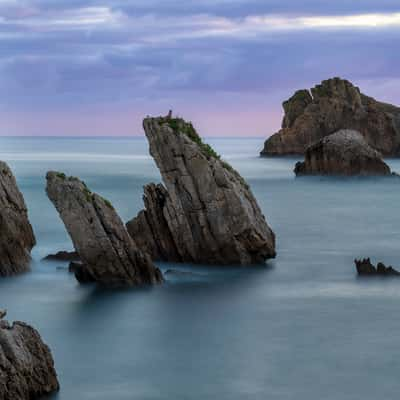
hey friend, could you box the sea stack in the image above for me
[0,161,36,276]
[127,114,276,265]
[0,311,59,399]
[294,130,393,176]
[46,172,163,286]
[261,77,400,156]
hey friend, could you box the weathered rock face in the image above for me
[0,161,36,276]
[261,77,400,156]
[127,115,276,265]
[294,130,393,176]
[0,313,59,400]
[355,258,400,276]
[46,172,163,286]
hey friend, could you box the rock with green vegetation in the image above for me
[46,172,163,286]
[261,77,400,156]
[0,314,59,399]
[127,113,276,265]
[0,161,36,277]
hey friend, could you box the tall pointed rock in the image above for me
[127,114,276,265]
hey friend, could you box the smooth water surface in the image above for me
[0,136,400,400]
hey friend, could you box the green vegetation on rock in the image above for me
[56,172,66,180]
[161,116,250,190]
[163,117,220,160]
[102,197,114,209]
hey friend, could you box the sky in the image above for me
[0,0,400,137]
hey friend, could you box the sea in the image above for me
[0,136,399,400]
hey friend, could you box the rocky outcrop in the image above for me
[127,114,276,265]
[0,312,59,400]
[261,77,400,156]
[355,258,400,276]
[294,130,393,176]
[46,172,163,286]
[0,161,36,276]
[42,250,80,262]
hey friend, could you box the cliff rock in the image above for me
[294,130,393,176]
[0,161,36,276]
[46,172,163,286]
[127,115,276,265]
[0,315,59,400]
[261,77,400,156]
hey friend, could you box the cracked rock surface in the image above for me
[46,172,163,286]
[0,161,36,276]
[294,130,393,176]
[127,115,276,265]
[0,315,59,400]
[261,77,400,156]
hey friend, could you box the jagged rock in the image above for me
[46,172,163,287]
[355,258,400,276]
[294,130,393,176]
[0,162,36,276]
[0,310,6,320]
[42,250,80,262]
[127,114,276,265]
[261,77,400,156]
[0,317,59,399]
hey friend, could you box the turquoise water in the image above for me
[0,136,400,400]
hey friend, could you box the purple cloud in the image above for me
[0,0,399,136]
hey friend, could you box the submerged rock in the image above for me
[42,250,80,262]
[0,161,36,276]
[0,316,59,399]
[46,172,163,286]
[294,130,393,176]
[261,77,400,156]
[355,258,400,276]
[127,114,276,265]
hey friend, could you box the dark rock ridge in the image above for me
[42,250,80,262]
[0,312,59,399]
[261,77,400,156]
[46,172,163,286]
[294,130,393,176]
[0,161,36,276]
[355,258,400,276]
[127,114,276,265]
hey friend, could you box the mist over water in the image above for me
[0,136,400,400]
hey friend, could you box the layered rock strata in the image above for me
[0,161,36,276]
[261,77,400,156]
[127,115,276,265]
[0,311,59,400]
[46,172,163,286]
[294,130,393,176]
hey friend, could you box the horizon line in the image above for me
[0,135,267,139]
